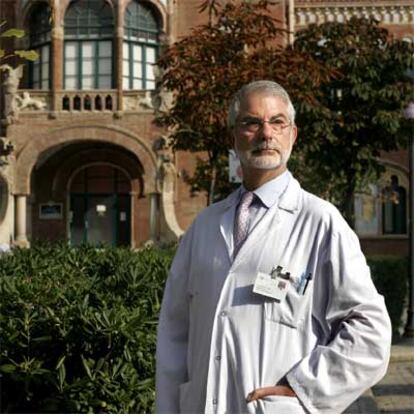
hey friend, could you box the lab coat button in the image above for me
[215,355,221,360]
[220,311,227,317]
[213,399,218,405]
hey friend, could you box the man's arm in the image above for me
[155,229,193,413]
[285,224,391,413]
[246,385,296,402]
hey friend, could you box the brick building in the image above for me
[0,0,412,253]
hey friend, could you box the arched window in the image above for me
[354,167,408,236]
[28,3,51,89]
[64,0,114,90]
[382,175,407,234]
[123,1,160,90]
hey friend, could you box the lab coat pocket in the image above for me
[257,396,306,414]
[264,280,312,330]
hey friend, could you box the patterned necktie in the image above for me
[234,191,255,257]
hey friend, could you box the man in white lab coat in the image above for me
[156,80,391,413]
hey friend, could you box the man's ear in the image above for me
[291,125,298,145]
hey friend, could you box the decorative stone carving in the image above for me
[160,157,177,194]
[1,64,24,125]
[0,138,14,166]
[152,65,174,115]
[153,135,183,241]
[295,4,414,27]
[138,91,154,110]
[123,92,153,112]
[1,65,47,125]
[154,135,173,191]
[15,91,47,111]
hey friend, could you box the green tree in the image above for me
[0,21,39,63]
[293,17,414,225]
[156,0,331,204]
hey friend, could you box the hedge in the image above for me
[367,256,408,339]
[0,245,408,412]
[0,244,173,413]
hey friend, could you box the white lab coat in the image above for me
[156,174,391,414]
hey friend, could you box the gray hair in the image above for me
[227,80,296,128]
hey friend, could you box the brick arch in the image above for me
[15,124,157,194]
[51,147,145,198]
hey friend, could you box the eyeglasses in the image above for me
[238,117,292,133]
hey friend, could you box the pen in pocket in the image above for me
[302,273,313,295]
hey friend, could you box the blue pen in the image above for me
[302,273,313,295]
[297,272,307,293]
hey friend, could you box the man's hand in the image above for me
[246,386,297,403]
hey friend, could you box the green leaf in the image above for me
[0,364,16,373]
[58,362,66,390]
[56,355,66,370]
[1,28,25,38]
[81,355,93,380]
[32,335,52,342]
[15,50,39,61]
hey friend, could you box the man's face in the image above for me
[233,92,297,172]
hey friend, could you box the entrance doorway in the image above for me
[69,165,131,246]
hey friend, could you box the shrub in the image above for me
[0,243,175,413]
[367,256,409,340]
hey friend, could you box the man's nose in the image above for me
[260,121,274,140]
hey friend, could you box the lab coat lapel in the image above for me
[219,188,242,262]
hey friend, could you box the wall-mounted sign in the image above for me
[39,203,63,220]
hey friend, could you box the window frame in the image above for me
[63,0,114,90]
[122,1,160,91]
[28,4,52,90]
[64,39,114,90]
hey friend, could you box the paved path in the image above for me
[372,361,414,413]
[346,337,414,414]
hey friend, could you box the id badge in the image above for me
[253,272,289,302]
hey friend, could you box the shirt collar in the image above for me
[240,170,291,208]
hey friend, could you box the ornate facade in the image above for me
[0,0,412,253]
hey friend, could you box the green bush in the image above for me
[0,243,175,413]
[367,256,409,340]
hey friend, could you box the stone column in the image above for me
[15,194,29,247]
[130,191,137,248]
[158,161,183,242]
[149,192,160,241]
[115,3,124,112]
[51,1,64,112]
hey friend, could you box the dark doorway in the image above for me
[69,165,131,246]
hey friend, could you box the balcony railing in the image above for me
[16,89,153,114]
[56,90,118,112]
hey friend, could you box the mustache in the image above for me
[251,142,282,152]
